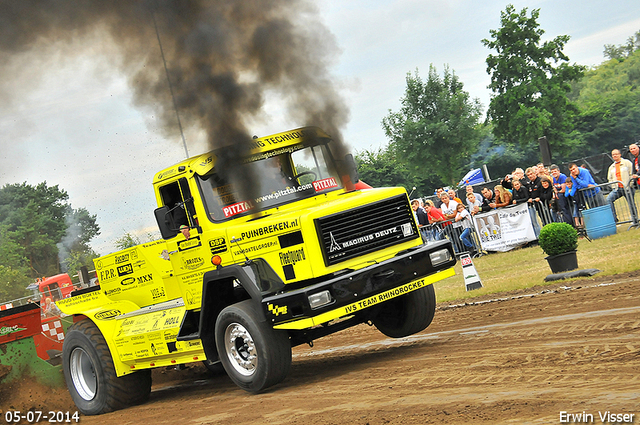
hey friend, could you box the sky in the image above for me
[1,0,639,256]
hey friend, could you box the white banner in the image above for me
[473,203,536,252]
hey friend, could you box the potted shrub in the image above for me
[538,222,579,273]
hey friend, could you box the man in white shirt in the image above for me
[607,148,635,222]
[439,193,458,223]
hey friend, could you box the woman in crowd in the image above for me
[492,185,512,208]
[511,179,528,204]
[538,176,555,225]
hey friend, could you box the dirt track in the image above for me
[2,272,639,424]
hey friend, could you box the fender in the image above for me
[178,259,284,361]
[57,288,142,376]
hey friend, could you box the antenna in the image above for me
[231,237,251,264]
[152,10,189,159]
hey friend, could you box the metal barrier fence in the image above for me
[572,181,639,228]
[418,180,640,257]
[421,220,484,258]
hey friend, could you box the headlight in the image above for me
[308,290,332,309]
[430,249,452,266]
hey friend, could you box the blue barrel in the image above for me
[582,205,617,239]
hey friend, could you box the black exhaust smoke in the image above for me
[0,0,350,203]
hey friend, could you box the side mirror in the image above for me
[154,206,178,240]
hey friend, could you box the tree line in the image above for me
[0,182,99,301]
[359,4,640,197]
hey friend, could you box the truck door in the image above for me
[158,178,209,310]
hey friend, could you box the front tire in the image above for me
[62,320,151,415]
[215,300,291,392]
[372,284,436,338]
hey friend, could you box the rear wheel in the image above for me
[215,300,291,392]
[372,284,436,338]
[62,320,151,415]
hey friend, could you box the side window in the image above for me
[159,178,196,231]
[48,283,61,301]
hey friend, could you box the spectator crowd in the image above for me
[411,144,640,257]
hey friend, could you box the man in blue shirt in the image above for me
[550,164,573,225]
[567,163,605,208]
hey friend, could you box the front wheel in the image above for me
[62,320,151,415]
[372,284,436,338]
[215,300,291,392]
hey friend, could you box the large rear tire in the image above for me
[62,320,151,415]
[215,300,291,392]
[372,284,436,338]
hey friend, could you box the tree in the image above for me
[382,66,482,186]
[0,265,30,302]
[568,44,640,156]
[604,30,640,61]
[482,5,585,156]
[355,147,442,197]
[114,231,157,251]
[114,232,142,250]
[0,182,100,279]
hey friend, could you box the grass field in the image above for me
[433,225,640,303]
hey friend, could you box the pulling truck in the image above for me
[56,126,456,414]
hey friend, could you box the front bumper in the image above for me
[262,240,456,330]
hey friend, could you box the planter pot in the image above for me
[545,250,578,273]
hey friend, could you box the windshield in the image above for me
[198,143,343,222]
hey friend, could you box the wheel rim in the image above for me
[69,347,97,401]
[223,322,257,376]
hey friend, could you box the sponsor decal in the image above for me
[132,259,146,269]
[312,177,339,192]
[343,277,431,315]
[178,236,202,252]
[121,277,136,286]
[183,256,205,270]
[151,286,166,300]
[115,253,130,264]
[279,248,306,266]
[164,316,180,327]
[401,222,414,236]
[232,240,279,257]
[241,219,299,240]
[157,168,177,180]
[137,273,153,284]
[163,330,178,341]
[223,200,254,218]
[117,263,133,276]
[330,226,404,252]
[200,155,213,167]
[104,287,122,296]
[142,240,166,248]
[0,325,27,337]
[94,309,122,320]
[209,237,227,254]
[328,232,341,253]
[268,304,288,316]
[99,268,117,281]
[135,348,149,358]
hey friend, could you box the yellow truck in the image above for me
[57,126,456,414]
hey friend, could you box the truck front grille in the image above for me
[315,195,419,266]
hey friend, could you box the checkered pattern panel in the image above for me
[42,320,65,341]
